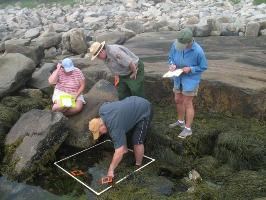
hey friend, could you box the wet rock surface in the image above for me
[125,32,266,91]
[3,109,69,181]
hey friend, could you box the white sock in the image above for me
[185,126,191,130]
[178,120,184,123]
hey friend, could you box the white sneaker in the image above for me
[169,120,185,128]
[178,128,192,139]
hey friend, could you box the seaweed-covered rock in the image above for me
[1,96,24,109]
[171,181,220,200]
[1,96,49,114]
[3,109,69,181]
[19,88,44,99]
[0,104,20,129]
[193,156,219,180]
[0,104,20,163]
[214,131,266,170]
[218,170,266,199]
[210,164,234,184]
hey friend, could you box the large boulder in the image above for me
[0,53,35,98]
[4,39,44,64]
[95,30,136,45]
[0,176,65,200]
[245,22,260,37]
[28,63,55,92]
[81,64,113,92]
[3,109,69,181]
[24,27,42,39]
[32,32,62,49]
[65,79,118,148]
[62,28,87,54]
[124,20,145,34]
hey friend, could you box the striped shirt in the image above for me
[55,67,85,95]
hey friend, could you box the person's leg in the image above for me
[52,101,68,112]
[127,60,144,98]
[134,144,144,166]
[131,118,149,166]
[117,77,131,100]
[174,92,185,122]
[169,90,185,128]
[63,100,83,116]
[178,89,197,139]
[183,95,194,128]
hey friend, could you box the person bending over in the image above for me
[89,96,152,180]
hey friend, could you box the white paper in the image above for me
[162,69,183,78]
[62,97,72,107]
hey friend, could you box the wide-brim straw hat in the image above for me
[89,41,106,60]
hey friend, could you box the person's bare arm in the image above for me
[129,62,138,79]
[74,79,85,100]
[107,145,128,177]
[48,64,61,85]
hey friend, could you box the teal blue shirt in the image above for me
[168,41,208,91]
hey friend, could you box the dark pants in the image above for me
[118,60,144,100]
[128,106,153,146]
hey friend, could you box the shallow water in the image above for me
[0,139,155,199]
[55,140,153,194]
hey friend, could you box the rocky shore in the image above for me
[0,0,266,43]
[0,0,265,199]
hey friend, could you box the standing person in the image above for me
[88,96,152,180]
[89,41,144,100]
[48,58,86,116]
[168,28,208,139]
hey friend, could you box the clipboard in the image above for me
[59,94,76,108]
[162,69,183,78]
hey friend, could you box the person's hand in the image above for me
[73,93,78,101]
[182,66,191,74]
[169,64,177,71]
[56,63,62,70]
[107,169,114,178]
[130,68,138,80]
[114,75,119,87]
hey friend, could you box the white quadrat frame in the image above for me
[54,140,156,196]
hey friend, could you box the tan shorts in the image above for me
[173,87,198,96]
[52,89,86,104]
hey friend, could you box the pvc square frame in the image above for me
[54,140,155,196]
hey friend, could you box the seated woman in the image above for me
[48,58,86,116]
